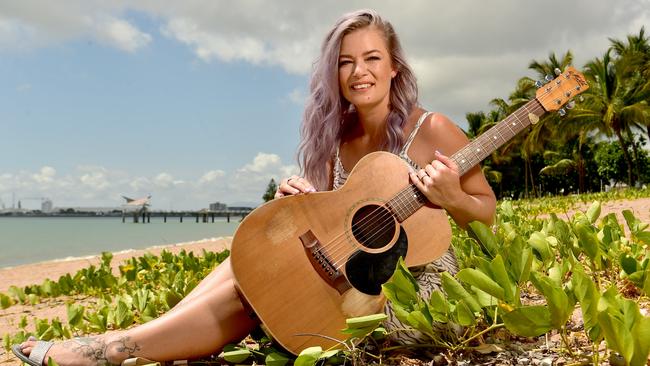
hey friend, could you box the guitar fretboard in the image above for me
[387,98,545,222]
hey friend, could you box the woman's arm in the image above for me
[407,113,496,229]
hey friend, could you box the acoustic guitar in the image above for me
[231,67,589,355]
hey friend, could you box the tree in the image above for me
[262,178,278,202]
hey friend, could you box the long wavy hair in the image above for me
[297,9,419,191]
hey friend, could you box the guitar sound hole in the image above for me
[351,204,396,250]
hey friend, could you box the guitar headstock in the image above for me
[535,66,589,113]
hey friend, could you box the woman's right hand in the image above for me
[275,175,316,198]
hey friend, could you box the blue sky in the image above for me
[1,1,648,210]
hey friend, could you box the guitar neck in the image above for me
[452,98,545,175]
[387,98,546,222]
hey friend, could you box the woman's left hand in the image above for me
[409,151,465,209]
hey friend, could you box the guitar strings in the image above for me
[323,100,549,268]
[309,85,569,270]
[323,99,551,270]
[325,99,550,270]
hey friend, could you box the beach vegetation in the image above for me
[2,189,650,365]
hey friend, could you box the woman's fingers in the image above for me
[275,176,316,198]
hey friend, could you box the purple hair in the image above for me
[297,9,419,190]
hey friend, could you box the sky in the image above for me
[1,0,648,210]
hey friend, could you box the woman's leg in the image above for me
[18,258,259,365]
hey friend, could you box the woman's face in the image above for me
[338,26,396,112]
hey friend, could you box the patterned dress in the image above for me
[332,111,460,344]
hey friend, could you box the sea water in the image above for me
[0,217,238,268]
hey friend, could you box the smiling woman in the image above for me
[12,9,496,366]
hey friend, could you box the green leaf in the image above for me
[575,223,600,264]
[467,221,499,258]
[586,201,601,224]
[406,310,434,334]
[66,303,85,328]
[341,324,377,339]
[453,300,476,326]
[115,300,134,329]
[223,349,252,363]
[631,316,650,366]
[345,313,387,329]
[502,306,553,337]
[598,311,634,363]
[428,290,450,322]
[294,346,323,366]
[506,237,533,286]
[265,352,290,366]
[620,254,638,275]
[0,293,13,309]
[530,273,573,329]
[441,272,481,313]
[528,232,554,265]
[637,232,650,245]
[456,268,505,301]
[570,266,601,341]
[488,255,515,303]
[382,258,418,307]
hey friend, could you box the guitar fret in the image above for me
[395,99,546,221]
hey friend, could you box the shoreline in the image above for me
[0,236,233,293]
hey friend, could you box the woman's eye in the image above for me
[367,56,380,61]
[338,60,352,67]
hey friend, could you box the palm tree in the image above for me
[571,49,649,186]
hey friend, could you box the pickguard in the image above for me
[345,226,408,295]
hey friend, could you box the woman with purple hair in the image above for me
[14,9,495,366]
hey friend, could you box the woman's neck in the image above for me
[355,104,390,143]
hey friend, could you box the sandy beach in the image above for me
[0,237,232,364]
[1,198,649,364]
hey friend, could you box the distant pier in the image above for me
[122,209,253,224]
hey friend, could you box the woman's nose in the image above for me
[352,61,367,76]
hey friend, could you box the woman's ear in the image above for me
[391,69,397,78]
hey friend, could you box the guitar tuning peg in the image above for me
[545,74,554,82]
[554,68,562,75]
[535,80,544,88]
[578,95,585,102]
[558,108,567,117]
[566,100,576,109]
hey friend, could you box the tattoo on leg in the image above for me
[62,336,140,365]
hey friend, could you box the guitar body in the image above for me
[230,66,590,355]
[231,152,452,354]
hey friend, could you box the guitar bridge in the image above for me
[300,230,351,294]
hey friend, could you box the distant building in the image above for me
[42,199,53,213]
[209,202,228,211]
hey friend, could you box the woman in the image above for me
[15,9,495,366]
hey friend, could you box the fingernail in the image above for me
[308,188,316,192]
[435,150,441,155]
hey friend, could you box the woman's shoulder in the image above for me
[409,109,470,158]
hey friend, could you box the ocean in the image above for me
[0,217,239,268]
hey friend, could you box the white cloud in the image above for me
[287,87,307,106]
[198,170,225,185]
[79,166,110,191]
[239,153,281,173]
[0,156,299,209]
[153,172,175,188]
[95,17,152,53]
[32,166,56,184]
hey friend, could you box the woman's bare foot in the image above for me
[17,334,140,366]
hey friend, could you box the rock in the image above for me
[540,356,553,366]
